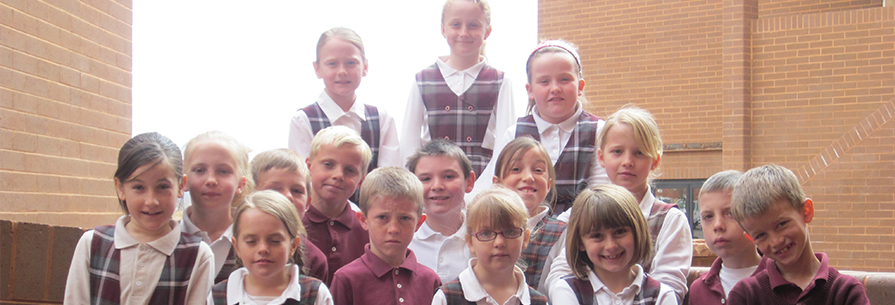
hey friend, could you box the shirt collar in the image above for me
[180,206,234,244]
[586,264,646,297]
[362,244,421,278]
[526,206,550,230]
[639,185,657,217]
[532,102,583,134]
[228,265,303,304]
[767,252,829,290]
[304,203,356,225]
[436,56,488,79]
[317,91,366,122]
[459,258,532,304]
[114,215,182,256]
[415,218,467,240]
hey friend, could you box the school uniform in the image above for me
[409,220,472,283]
[521,206,566,295]
[289,91,401,169]
[296,239,329,284]
[329,245,441,305]
[181,207,237,283]
[401,56,515,176]
[431,258,548,305]
[688,256,765,305]
[208,265,333,305]
[302,203,369,285]
[64,216,215,305]
[549,264,677,305]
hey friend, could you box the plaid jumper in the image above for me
[440,279,548,305]
[520,215,566,289]
[214,246,237,284]
[301,102,382,173]
[515,111,601,215]
[561,273,663,305]
[416,63,503,177]
[88,225,200,305]
[210,274,322,305]
[643,201,678,272]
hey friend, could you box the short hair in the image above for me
[598,104,663,183]
[232,190,306,268]
[316,27,366,63]
[405,139,474,180]
[358,167,425,216]
[731,164,807,221]
[524,40,585,115]
[699,170,743,198]
[493,136,556,208]
[566,184,652,279]
[308,126,373,176]
[251,148,309,190]
[183,131,254,206]
[466,186,529,241]
[114,132,183,213]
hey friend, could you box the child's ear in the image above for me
[415,214,427,231]
[577,79,586,95]
[650,154,661,171]
[492,176,501,185]
[114,177,126,201]
[464,171,476,193]
[597,148,605,167]
[236,176,247,194]
[177,175,187,198]
[525,83,534,100]
[362,60,369,77]
[290,236,301,257]
[484,25,492,40]
[356,211,369,230]
[231,236,242,259]
[306,157,312,170]
[802,199,814,224]
[312,61,323,79]
[522,229,531,249]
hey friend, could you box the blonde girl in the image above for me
[431,187,548,305]
[64,132,214,305]
[208,190,333,305]
[491,136,566,294]
[549,184,676,305]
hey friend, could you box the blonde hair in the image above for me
[493,136,556,209]
[358,167,425,216]
[466,186,529,241]
[598,104,663,183]
[308,126,373,176]
[524,40,585,114]
[441,0,491,56]
[232,190,307,269]
[316,27,366,63]
[731,164,807,221]
[699,170,742,198]
[184,131,254,206]
[566,184,652,279]
[250,148,309,191]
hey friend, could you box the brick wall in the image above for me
[1,0,132,229]
[759,0,881,18]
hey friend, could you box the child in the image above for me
[64,132,214,304]
[250,148,329,283]
[406,139,475,283]
[302,126,372,284]
[491,136,565,294]
[688,170,764,304]
[181,131,251,284]
[479,40,609,216]
[289,27,400,171]
[549,184,677,305]
[401,0,516,178]
[728,165,870,305]
[432,187,547,305]
[329,167,442,305]
[209,190,333,305]
[549,105,692,300]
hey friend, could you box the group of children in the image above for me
[62,0,871,304]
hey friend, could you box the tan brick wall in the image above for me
[759,0,881,18]
[1,0,132,229]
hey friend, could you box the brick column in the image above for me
[721,0,757,171]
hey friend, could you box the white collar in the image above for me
[526,206,551,230]
[416,219,467,240]
[585,264,646,297]
[113,215,181,256]
[180,207,234,245]
[227,265,303,304]
[458,258,533,304]
[639,185,657,218]
[436,56,488,79]
[532,102,583,134]
[317,90,366,122]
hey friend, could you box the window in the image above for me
[653,179,705,239]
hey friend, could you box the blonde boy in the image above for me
[329,167,441,305]
[728,164,869,305]
[302,126,372,284]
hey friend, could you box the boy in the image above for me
[302,126,372,285]
[329,167,442,305]
[728,164,870,305]
[688,170,764,304]
[250,148,329,283]
[405,140,476,283]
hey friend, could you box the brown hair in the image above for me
[250,148,309,193]
[731,164,807,221]
[114,132,183,212]
[405,139,474,180]
[493,136,556,210]
[524,40,585,115]
[358,167,425,216]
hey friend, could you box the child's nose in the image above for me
[492,234,506,247]
[713,219,727,232]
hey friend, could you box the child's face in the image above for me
[493,148,551,215]
[441,0,491,59]
[414,155,475,217]
[233,208,299,281]
[186,142,246,210]
[580,226,636,280]
[358,196,425,266]
[525,52,584,124]
[308,143,365,206]
[256,168,309,219]
[598,123,659,197]
[738,199,813,269]
[314,38,367,103]
[467,223,529,273]
[115,162,185,238]
[700,191,755,260]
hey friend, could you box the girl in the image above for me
[289,27,400,172]
[402,0,516,178]
[549,184,677,305]
[491,136,565,294]
[209,190,333,305]
[64,132,214,304]
[476,40,608,217]
[181,131,251,283]
[432,187,548,305]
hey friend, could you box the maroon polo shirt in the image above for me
[302,204,369,285]
[302,239,329,284]
[329,245,442,305]
[687,255,766,305]
[728,253,870,305]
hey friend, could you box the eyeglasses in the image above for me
[471,227,525,242]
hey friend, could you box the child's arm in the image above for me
[376,109,402,168]
[328,273,352,305]
[483,77,516,151]
[430,289,448,305]
[544,248,573,292]
[547,273,580,304]
[63,231,94,305]
[656,282,681,305]
[289,110,315,158]
[315,283,335,305]
[651,208,693,301]
[400,82,427,164]
[185,242,216,304]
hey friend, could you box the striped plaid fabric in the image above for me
[214,246,237,284]
[300,102,382,173]
[88,225,200,305]
[210,274,321,305]
[439,279,548,305]
[642,200,678,272]
[515,111,601,215]
[561,273,662,305]
[416,63,503,177]
[521,215,567,288]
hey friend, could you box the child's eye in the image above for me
[418,176,431,182]
[534,167,545,174]
[510,167,521,172]
[192,168,205,174]
[131,185,145,191]
[244,239,256,245]
[611,149,623,154]
[400,216,413,221]
[702,214,713,221]
[777,220,789,229]
[291,188,304,195]
[443,174,456,180]
[613,228,628,236]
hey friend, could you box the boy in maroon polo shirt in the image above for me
[329,167,441,305]
[728,164,869,305]
[302,126,372,285]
